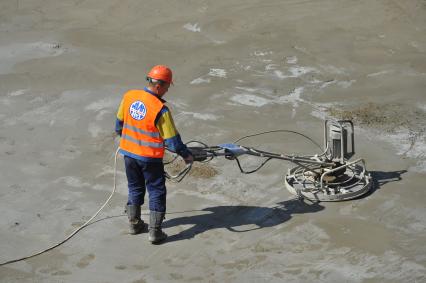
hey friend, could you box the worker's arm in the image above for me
[115,99,124,136]
[156,107,191,158]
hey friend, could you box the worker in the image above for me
[115,65,193,244]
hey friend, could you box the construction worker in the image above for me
[115,65,193,244]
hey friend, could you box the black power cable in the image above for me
[233,156,273,174]
[165,129,322,181]
[234,129,323,151]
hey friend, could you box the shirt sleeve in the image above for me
[156,107,190,158]
[115,98,124,136]
[116,99,124,121]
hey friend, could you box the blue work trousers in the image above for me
[124,156,167,212]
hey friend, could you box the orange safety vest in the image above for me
[119,89,165,158]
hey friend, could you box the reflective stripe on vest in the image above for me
[123,124,160,138]
[121,134,163,148]
[119,89,165,158]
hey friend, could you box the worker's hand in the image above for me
[183,154,194,164]
[114,133,121,146]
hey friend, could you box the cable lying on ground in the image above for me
[0,129,319,266]
[0,148,121,267]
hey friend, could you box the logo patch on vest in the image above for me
[129,101,147,120]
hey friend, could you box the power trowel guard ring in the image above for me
[283,119,372,201]
[174,119,372,202]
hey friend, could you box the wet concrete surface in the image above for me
[1,0,425,282]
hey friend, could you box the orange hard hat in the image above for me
[147,65,173,84]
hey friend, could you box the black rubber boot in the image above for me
[126,205,148,235]
[148,211,167,244]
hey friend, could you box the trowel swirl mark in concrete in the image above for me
[85,98,116,112]
[316,250,425,282]
[190,68,227,84]
[183,23,201,32]
[367,70,394,77]
[376,196,426,233]
[234,86,274,96]
[336,80,356,88]
[274,66,319,79]
[248,50,275,68]
[248,58,319,79]
[245,53,355,101]
[278,87,304,108]
[182,22,224,44]
[310,102,337,121]
[0,41,66,74]
[319,80,337,89]
[55,176,91,188]
[84,97,117,137]
[265,64,279,71]
[411,160,426,173]
[167,98,189,111]
[3,91,83,127]
[190,77,211,85]
[319,64,348,75]
[87,123,103,137]
[319,80,356,89]
[252,50,273,57]
[418,104,426,113]
[208,68,227,78]
[176,185,235,204]
[187,172,274,203]
[229,94,271,107]
[7,89,28,97]
[95,165,126,179]
[229,87,305,109]
[285,221,330,244]
[276,220,426,281]
[76,254,95,269]
[286,56,298,64]
[378,129,426,173]
[181,111,221,121]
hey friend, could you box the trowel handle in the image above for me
[187,147,209,162]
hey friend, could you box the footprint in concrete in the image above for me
[252,242,275,253]
[76,254,95,268]
[39,161,48,167]
[221,259,250,271]
[164,257,185,268]
[188,276,204,282]
[39,267,71,276]
[71,222,84,228]
[273,272,284,278]
[170,273,184,280]
[39,267,54,274]
[133,264,149,270]
[0,137,15,146]
[115,265,127,270]
[52,270,72,276]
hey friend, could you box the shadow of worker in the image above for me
[163,199,324,243]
